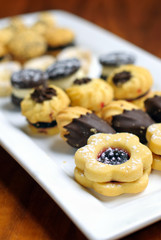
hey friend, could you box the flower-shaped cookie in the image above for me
[75,133,152,183]
[146,123,161,170]
[74,133,152,196]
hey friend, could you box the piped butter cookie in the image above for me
[21,84,70,135]
[56,106,115,148]
[107,65,153,101]
[74,133,152,196]
[66,78,114,112]
[101,100,154,143]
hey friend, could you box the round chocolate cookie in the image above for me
[11,69,48,106]
[99,52,135,66]
[46,58,80,79]
[11,69,48,89]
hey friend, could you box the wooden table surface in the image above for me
[0,0,161,239]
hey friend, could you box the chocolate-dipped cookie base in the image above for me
[111,109,154,143]
[64,113,115,148]
[145,95,161,122]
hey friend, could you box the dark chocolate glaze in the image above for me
[73,78,91,85]
[11,94,23,107]
[112,109,154,143]
[31,86,57,103]
[99,52,135,66]
[11,69,48,89]
[145,95,161,122]
[47,42,75,51]
[64,113,115,148]
[113,71,132,86]
[100,74,108,80]
[29,120,57,129]
[46,58,80,80]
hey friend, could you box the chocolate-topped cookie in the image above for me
[56,106,115,148]
[21,84,70,135]
[112,109,154,143]
[99,52,135,79]
[46,58,84,89]
[11,69,48,106]
[145,95,161,122]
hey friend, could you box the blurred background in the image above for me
[0,0,161,57]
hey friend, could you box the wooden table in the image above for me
[0,0,161,239]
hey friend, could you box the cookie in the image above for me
[99,52,135,79]
[46,58,84,89]
[74,133,152,196]
[0,42,9,61]
[107,65,153,100]
[11,69,48,106]
[56,106,115,148]
[57,47,92,75]
[146,123,161,171]
[0,61,21,97]
[31,12,56,36]
[144,92,161,122]
[8,29,47,61]
[101,100,154,143]
[66,78,114,112]
[24,55,56,71]
[45,27,75,55]
[0,27,14,45]
[21,85,70,135]
[9,16,26,31]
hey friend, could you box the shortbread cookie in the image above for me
[56,106,115,148]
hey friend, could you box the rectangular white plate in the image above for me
[1,10,161,240]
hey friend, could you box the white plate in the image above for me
[1,10,161,240]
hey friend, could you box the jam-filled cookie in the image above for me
[144,91,161,122]
[146,123,161,170]
[11,69,48,106]
[8,30,47,61]
[107,65,153,101]
[46,58,84,89]
[0,61,21,97]
[24,55,56,71]
[66,78,114,112]
[74,133,152,196]
[57,47,92,75]
[99,52,135,80]
[101,100,154,143]
[45,27,75,55]
[21,85,70,135]
[56,106,115,148]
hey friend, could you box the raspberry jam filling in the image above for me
[97,147,130,165]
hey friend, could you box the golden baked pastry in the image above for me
[8,29,47,61]
[21,85,70,135]
[66,78,114,112]
[0,27,13,45]
[107,65,153,100]
[74,133,152,196]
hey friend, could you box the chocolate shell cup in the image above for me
[111,109,154,143]
[145,95,161,122]
[64,112,116,148]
